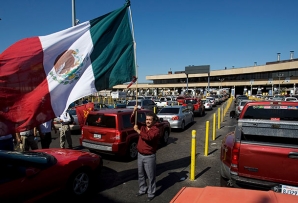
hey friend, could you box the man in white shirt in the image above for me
[59,111,73,149]
[37,119,57,149]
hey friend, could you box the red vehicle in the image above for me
[176,96,186,105]
[182,98,205,116]
[170,186,298,203]
[80,108,171,160]
[0,149,103,202]
[220,101,298,195]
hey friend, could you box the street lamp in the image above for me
[277,73,284,95]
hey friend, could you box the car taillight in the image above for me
[111,131,121,142]
[172,116,179,120]
[230,142,240,175]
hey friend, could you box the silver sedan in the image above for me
[157,105,194,131]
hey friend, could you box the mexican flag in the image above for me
[0,3,136,135]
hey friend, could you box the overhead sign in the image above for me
[185,65,210,74]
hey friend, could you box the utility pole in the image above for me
[72,0,76,26]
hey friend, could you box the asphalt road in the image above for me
[38,101,237,203]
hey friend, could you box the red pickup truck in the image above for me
[220,101,298,196]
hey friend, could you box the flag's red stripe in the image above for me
[0,37,55,135]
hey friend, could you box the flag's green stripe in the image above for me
[89,5,135,91]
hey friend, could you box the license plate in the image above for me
[94,134,101,139]
[281,185,298,196]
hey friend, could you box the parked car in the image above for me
[284,97,298,101]
[80,109,171,160]
[182,98,205,116]
[202,98,213,110]
[206,97,216,107]
[157,106,194,130]
[126,99,157,112]
[235,95,249,105]
[235,99,253,117]
[53,108,80,131]
[0,149,103,202]
[176,96,186,105]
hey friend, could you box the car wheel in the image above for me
[180,121,185,131]
[68,169,92,197]
[127,140,138,160]
[161,129,169,146]
[220,175,233,187]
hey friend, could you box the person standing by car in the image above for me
[16,127,38,151]
[59,111,73,149]
[131,106,160,202]
[37,119,57,149]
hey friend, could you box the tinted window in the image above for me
[159,108,180,114]
[243,106,298,121]
[85,114,116,128]
[67,109,76,115]
[127,101,141,106]
[122,114,133,129]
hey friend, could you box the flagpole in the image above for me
[128,3,138,123]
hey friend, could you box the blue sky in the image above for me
[1,0,298,83]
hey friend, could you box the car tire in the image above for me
[161,129,169,146]
[126,140,138,160]
[220,175,233,187]
[191,116,194,123]
[67,169,92,197]
[180,121,185,131]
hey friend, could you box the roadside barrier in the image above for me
[212,113,216,140]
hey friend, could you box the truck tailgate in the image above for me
[237,119,298,186]
[238,143,298,186]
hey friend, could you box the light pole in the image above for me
[277,73,284,95]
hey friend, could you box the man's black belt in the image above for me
[139,152,154,156]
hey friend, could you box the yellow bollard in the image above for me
[218,108,220,129]
[204,121,210,156]
[154,106,156,113]
[213,113,216,140]
[221,107,224,122]
[190,130,196,181]
[114,103,116,108]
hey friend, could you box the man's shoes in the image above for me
[147,196,155,201]
[135,192,146,197]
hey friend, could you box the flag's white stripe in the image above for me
[40,21,97,116]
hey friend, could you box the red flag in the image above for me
[75,102,94,128]
[127,76,138,88]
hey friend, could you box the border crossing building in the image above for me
[113,52,298,97]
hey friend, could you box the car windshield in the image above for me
[85,114,116,128]
[159,108,180,114]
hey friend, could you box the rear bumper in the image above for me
[231,174,287,191]
[81,139,126,156]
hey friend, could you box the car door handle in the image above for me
[288,152,298,159]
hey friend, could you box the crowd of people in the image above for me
[0,110,73,152]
